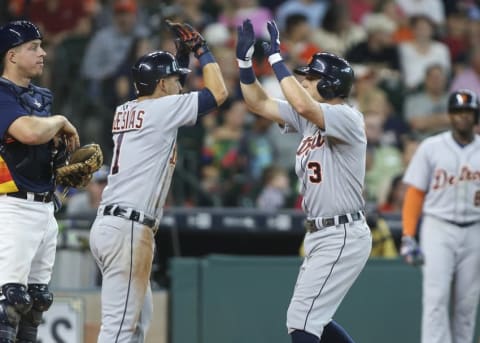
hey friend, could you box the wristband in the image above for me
[268,52,283,65]
[272,61,291,82]
[239,67,256,84]
[237,59,252,68]
[198,51,216,67]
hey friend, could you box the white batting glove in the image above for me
[400,236,424,266]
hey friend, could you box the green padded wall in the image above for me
[170,256,480,343]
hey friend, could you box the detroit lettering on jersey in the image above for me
[112,108,144,132]
[297,133,325,156]
[432,165,480,190]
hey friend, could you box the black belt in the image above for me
[103,205,158,232]
[305,211,364,233]
[5,190,53,203]
[443,218,478,228]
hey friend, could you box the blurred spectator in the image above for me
[399,15,450,90]
[442,10,470,67]
[403,64,450,137]
[280,14,319,66]
[378,174,407,214]
[311,1,366,56]
[345,0,377,24]
[364,111,404,203]
[275,0,329,32]
[449,45,480,95]
[372,0,413,43]
[66,165,109,216]
[256,165,291,210]
[395,0,445,25]
[218,0,273,39]
[203,98,247,206]
[365,205,399,258]
[175,0,214,31]
[345,13,401,72]
[80,0,150,105]
[28,0,93,48]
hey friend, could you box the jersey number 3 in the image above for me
[307,161,322,183]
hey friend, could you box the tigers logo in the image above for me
[296,133,325,156]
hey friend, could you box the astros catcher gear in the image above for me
[16,284,53,342]
[0,20,42,56]
[0,284,32,342]
[448,89,480,124]
[165,20,210,58]
[132,51,191,96]
[294,52,354,100]
[55,143,103,188]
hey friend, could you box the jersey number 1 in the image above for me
[111,133,124,175]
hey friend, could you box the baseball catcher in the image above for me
[55,143,103,188]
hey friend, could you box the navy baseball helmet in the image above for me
[448,89,479,123]
[0,20,42,56]
[294,52,354,100]
[132,51,191,96]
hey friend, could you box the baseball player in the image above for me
[88,21,228,342]
[401,89,480,343]
[236,19,372,343]
[0,20,80,343]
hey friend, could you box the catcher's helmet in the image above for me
[0,20,42,56]
[294,52,354,100]
[448,89,479,124]
[132,51,191,96]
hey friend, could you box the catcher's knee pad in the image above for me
[16,284,53,342]
[0,283,32,342]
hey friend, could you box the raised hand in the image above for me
[236,19,255,66]
[262,20,281,58]
[165,19,209,58]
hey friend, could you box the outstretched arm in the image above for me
[262,20,325,129]
[166,20,228,107]
[236,20,283,124]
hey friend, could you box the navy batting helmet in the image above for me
[132,51,191,96]
[448,89,479,124]
[0,20,42,56]
[294,52,354,100]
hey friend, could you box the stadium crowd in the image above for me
[2,0,479,216]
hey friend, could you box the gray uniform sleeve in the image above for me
[161,92,199,129]
[276,99,307,134]
[321,103,365,144]
[403,141,432,191]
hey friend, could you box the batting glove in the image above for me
[166,20,209,59]
[262,20,282,65]
[400,236,424,266]
[236,19,256,68]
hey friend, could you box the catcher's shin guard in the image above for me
[0,284,32,343]
[16,284,53,342]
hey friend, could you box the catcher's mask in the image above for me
[0,20,42,57]
[294,52,354,100]
[448,89,480,124]
[132,51,191,96]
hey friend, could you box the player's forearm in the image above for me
[9,115,67,145]
[240,80,268,112]
[202,62,228,106]
[279,75,324,127]
[402,186,426,237]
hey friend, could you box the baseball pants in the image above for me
[287,220,372,339]
[420,215,480,343]
[0,195,57,286]
[90,214,155,343]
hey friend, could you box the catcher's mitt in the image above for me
[55,143,104,188]
[165,19,209,58]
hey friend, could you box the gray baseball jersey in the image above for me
[90,92,198,343]
[276,99,372,339]
[403,131,480,343]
